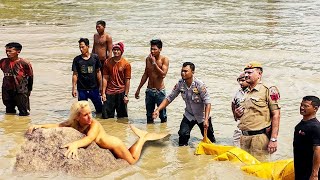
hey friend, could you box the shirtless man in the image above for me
[27,101,168,165]
[92,20,113,66]
[135,39,169,124]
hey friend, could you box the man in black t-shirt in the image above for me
[72,38,102,113]
[294,96,320,180]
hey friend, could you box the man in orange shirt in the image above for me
[101,42,131,119]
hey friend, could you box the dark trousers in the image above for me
[78,89,102,113]
[102,92,128,119]
[178,116,216,146]
[2,88,30,116]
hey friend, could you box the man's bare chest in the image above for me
[95,36,107,46]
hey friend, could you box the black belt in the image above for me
[147,88,164,93]
[4,73,13,76]
[242,127,269,136]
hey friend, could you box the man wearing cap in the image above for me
[134,39,169,124]
[152,62,216,146]
[101,42,131,119]
[72,38,102,114]
[235,61,280,157]
[231,72,249,147]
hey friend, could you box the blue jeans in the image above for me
[78,89,102,113]
[178,116,216,146]
[145,88,167,123]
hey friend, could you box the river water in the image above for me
[0,0,319,179]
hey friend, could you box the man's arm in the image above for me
[203,103,211,129]
[102,74,109,101]
[231,102,237,121]
[106,35,113,59]
[135,60,149,99]
[311,146,320,179]
[92,34,96,54]
[198,84,211,129]
[25,62,33,92]
[153,99,170,119]
[151,56,169,78]
[72,71,78,97]
[124,78,130,104]
[153,82,181,118]
[267,109,280,153]
[28,76,33,92]
[96,69,102,90]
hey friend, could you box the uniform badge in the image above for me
[193,88,199,94]
[269,86,280,101]
[201,86,207,94]
[192,94,200,103]
[180,86,185,93]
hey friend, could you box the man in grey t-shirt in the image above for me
[231,72,249,147]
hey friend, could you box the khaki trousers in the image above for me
[240,133,269,158]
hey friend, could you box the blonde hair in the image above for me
[67,101,91,128]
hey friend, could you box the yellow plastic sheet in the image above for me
[195,129,234,155]
[241,159,294,180]
[213,147,260,165]
[195,130,294,179]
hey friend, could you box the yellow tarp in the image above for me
[195,131,294,179]
[241,159,294,180]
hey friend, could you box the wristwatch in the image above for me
[270,138,277,142]
[124,94,128,97]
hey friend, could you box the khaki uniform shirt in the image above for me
[238,82,280,131]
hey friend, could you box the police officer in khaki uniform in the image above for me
[235,61,280,156]
[153,62,216,146]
